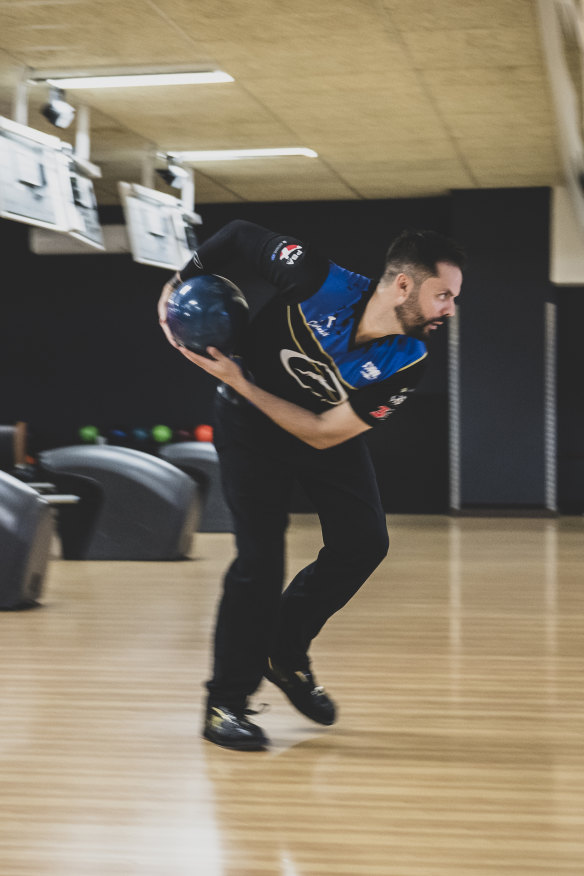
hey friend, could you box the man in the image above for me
[158,220,464,751]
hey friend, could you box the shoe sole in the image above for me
[203,730,268,751]
[264,670,336,726]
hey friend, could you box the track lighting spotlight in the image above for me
[156,156,190,188]
[41,86,75,129]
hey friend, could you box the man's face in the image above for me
[396,261,462,340]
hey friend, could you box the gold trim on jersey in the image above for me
[286,305,348,401]
[396,351,428,372]
[293,304,355,389]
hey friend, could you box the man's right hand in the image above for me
[158,272,182,348]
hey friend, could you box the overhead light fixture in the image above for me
[39,70,234,89]
[169,147,319,162]
[40,85,75,128]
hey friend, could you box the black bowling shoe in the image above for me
[203,705,269,751]
[265,658,336,725]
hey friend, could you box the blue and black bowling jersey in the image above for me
[181,220,428,427]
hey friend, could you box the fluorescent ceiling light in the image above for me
[42,70,234,89]
[169,147,319,162]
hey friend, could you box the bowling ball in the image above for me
[132,427,150,444]
[166,274,248,356]
[151,424,173,444]
[108,428,128,445]
[175,429,192,442]
[79,425,99,444]
[194,424,213,443]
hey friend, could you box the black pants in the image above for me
[206,392,390,708]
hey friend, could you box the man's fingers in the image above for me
[160,320,179,348]
[179,349,218,372]
[158,294,172,323]
[206,346,227,362]
[157,274,181,322]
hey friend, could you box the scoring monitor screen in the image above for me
[119,182,196,270]
[0,118,69,231]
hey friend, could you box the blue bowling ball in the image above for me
[166,274,249,356]
[132,427,150,444]
[108,428,128,444]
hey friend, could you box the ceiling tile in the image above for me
[402,26,542,69]
[423,66,554,118]
[0,0,564,205]
[379,0,536,32]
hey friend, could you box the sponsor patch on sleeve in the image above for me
[270,240,304,265]
[370,405,392,420]
[369,388,413,420]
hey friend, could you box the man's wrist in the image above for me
[230,373,251,398]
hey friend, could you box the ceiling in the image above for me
[0,0,565,208]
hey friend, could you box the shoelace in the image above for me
[244,703,270,716]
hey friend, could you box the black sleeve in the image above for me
[348,359,427,427]
[179,219,330,303]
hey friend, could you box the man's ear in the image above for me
[394,272,412,305]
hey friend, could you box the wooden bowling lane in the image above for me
[0,515,583,875]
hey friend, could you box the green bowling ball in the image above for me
[78,425,99,444]
[151,424,173,444]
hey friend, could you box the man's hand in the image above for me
[158,273,182,348]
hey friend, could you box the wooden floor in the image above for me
[1,514,583,875]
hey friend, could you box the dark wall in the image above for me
[452,188,555,509]
[1,190,582,512]
[0,220,217,449]
[0,197,453,512]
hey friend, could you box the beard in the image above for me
[395,292,441,341]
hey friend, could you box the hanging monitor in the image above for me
[0,115,69,231]
[118,181,201,270]
[0,116,105,250]
[63,161,104,250]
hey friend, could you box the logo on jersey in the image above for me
[361,361,381,380]
[369,388,412,420]
[279,244,304,265]
[370,405,392,420]
[308,315,336,338]
[280,349,348,405]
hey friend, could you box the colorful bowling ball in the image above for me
[175,429,192,442]
[166,274,248,356]
[151,424,173,444]
[79,425,99,444]
[132,427,150,443]
[108,428,128,444]
[194,424,213,442]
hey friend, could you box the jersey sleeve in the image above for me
[179,219,330,303]
[347,359,427,427]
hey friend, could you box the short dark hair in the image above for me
[383,229,466,283]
